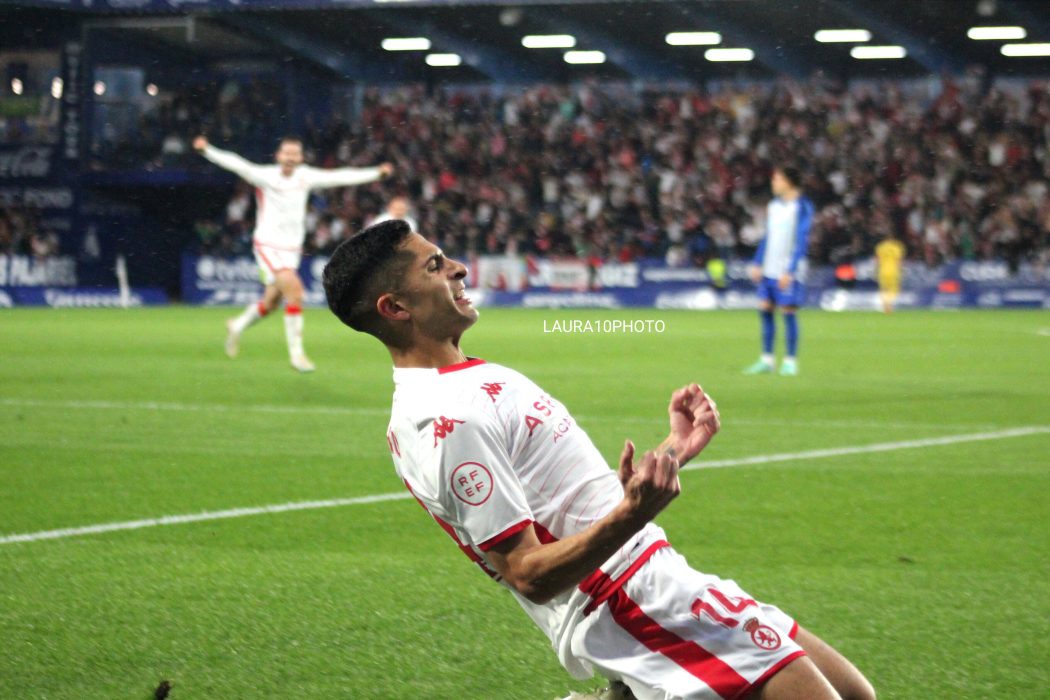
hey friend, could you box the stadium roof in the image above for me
[5,0,1050,82]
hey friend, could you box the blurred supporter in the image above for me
[0,207,59,258]
[182,77,1049,267]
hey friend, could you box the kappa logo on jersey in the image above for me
[480,382,505,402]
[432,416,465,447]
[743,617,782,650]
[451,461,494,506]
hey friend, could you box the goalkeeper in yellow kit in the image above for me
[875,234,906,313]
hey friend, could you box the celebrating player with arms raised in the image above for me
[194,135,393,372]
[322,220,874,700]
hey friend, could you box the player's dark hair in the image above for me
[277,135,303,148]
[775,165,804,189]
[323,220,416,339]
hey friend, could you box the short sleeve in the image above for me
[420,406,534,551]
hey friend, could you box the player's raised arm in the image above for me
[194,136,267,186]
[304,162,394,190]
[657,383,721,464]
[486,445,680,604]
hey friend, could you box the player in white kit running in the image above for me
[322,220,875,700]
[193,135,393,372]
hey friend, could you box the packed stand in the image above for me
[191,78,1050,268]
[0,207,60,258]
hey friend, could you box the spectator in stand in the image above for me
[171,76,1049,270]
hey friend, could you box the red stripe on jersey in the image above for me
[402,479,499,579]
[789,620,799,640]
[737,651,807,700]
[573,488,603,526]
[437,357,487,374]
[533,521,559,544]
[578,539,669,616]
[546,461,583,499]
[607,586,750,699]
[478,518,533,551]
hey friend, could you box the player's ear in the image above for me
[376,293,410,322]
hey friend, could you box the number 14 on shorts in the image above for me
[691,587,783,651]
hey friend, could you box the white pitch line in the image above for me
[684,426,1050,471]
[2,425,1047,547]
[0,492,413,545]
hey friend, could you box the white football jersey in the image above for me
[202,145,382,250]
[387,358,668,678]
[759,196,813,280]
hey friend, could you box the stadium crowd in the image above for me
[185,77,1050,268]
[0,207,59,258]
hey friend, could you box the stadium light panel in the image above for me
[10,78,23,95]
[522,35,576,49]
[93,80,106,96]
[1001,43,1050,57]
[704,48,755,62]
[382,37,432,51]
[814,29,872,43]
[967,26,1026,40]
[851,45,907,59]
[146,83,159,97]
[51,77,62,99]
[564,50,606,64]
[425,53,462,67]
[665,32,721,46]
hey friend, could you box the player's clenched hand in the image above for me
[749,265,762,283]
[378,162,395,177]
[618,444,680,525]
[778,272,793,290]
[193,136,208,151]
[666,383,720,464]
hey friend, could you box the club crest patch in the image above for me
[743,617,782,650]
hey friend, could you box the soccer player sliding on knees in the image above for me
[323,220,875,700]
[193,135,393,372]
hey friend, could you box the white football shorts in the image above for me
[253,243,302,286]
[571,547,805,700]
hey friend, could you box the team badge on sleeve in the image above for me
[451,461,494,506]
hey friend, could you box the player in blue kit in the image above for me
[744,166,813,377]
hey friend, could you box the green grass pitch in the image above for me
[1,306,1048,699]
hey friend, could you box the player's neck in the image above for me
[780,189,800,202]
[388,337,467,370]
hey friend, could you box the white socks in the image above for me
[231,301,267,335]
[284,305,305,358]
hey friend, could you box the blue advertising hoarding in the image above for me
[179,254,1050,311]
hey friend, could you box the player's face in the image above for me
[389,198,408,218]
[397,233,478,336]
[275,142,304,171]
[771,170,790,196]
